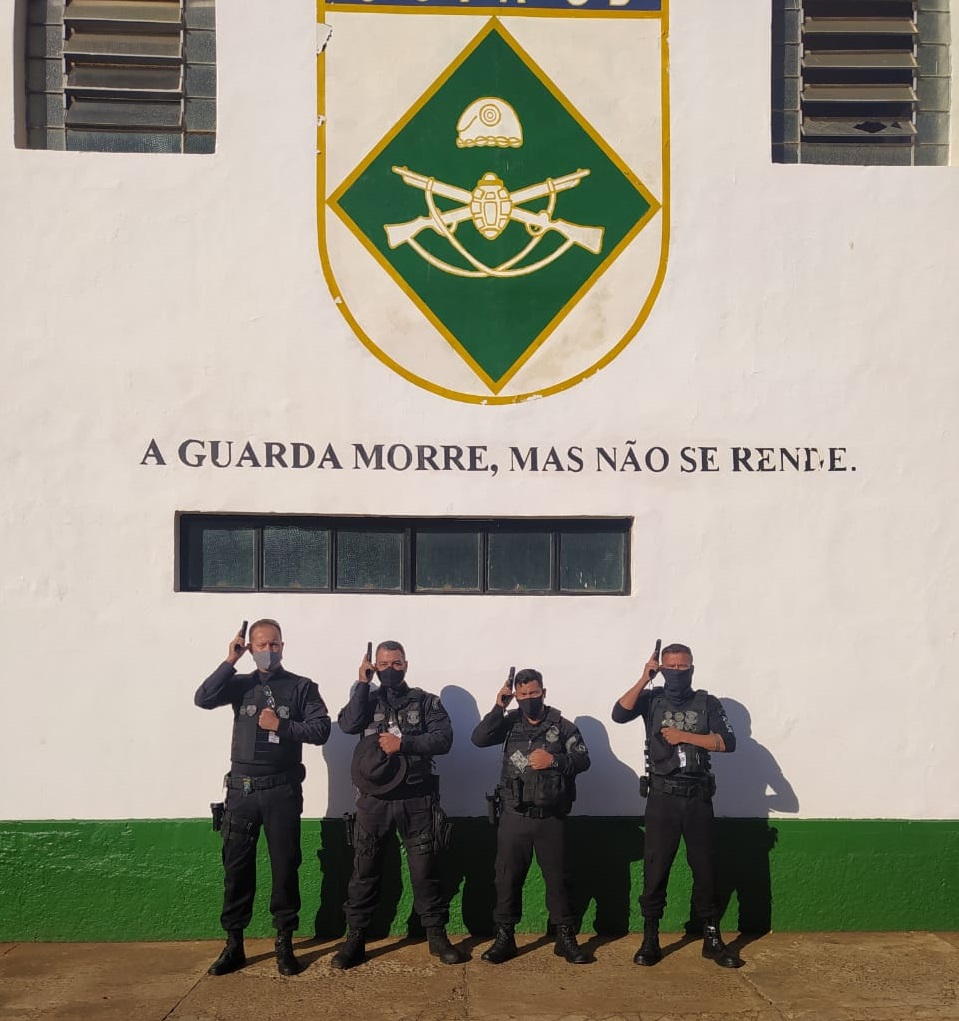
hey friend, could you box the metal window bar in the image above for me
[800,0,919,157]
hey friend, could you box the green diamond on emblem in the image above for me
[329,21,657,392]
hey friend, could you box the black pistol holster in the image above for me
[432,799,453,851]
[485,787,503,825]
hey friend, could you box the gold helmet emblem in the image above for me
[456,97,523,149]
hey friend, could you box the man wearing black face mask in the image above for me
[612,642,740,969]
[472,668,591,965]
[195,619,331,977]
[331,640,461,969]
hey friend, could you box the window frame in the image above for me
[175,512,632,596]
[18,0,217,154]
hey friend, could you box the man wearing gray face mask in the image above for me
[612,642,740,969]
[195,619,331,977]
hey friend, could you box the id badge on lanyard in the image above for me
[263,684,281,744]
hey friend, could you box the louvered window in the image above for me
[22,0,216,153]
[772,0,950,165]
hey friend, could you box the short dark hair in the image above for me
[514,668,543,689]
[249,618,282,641]
[661,643,692,662]
[376,640,406,660]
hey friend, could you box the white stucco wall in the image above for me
[0,1,957,823]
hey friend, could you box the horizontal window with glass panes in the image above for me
[177,514,630,595]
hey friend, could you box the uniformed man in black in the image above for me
[612,641,740,968]
[330,640,462,969]
[472,668,591,965]
[195,619,331,976]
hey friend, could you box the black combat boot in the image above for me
[330,928,366,970]
[553,924,590,964]
[481,925,517,964]
[633,919,662,966]
[274,930,301,976]
[208,930,246,976]
[426,926,463,964]
[702,921,742,968]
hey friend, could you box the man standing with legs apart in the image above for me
[612,641,741,968]
[331,640,462,969]
[472,668,591,965]
[195,619,331,976]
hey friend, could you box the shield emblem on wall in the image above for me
[317,0,668,404]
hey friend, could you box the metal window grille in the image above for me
[24,0,216,153]
[772,0,950,165]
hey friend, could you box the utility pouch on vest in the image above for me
[529,770,569,811]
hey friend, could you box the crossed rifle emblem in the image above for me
[384,166,605,280]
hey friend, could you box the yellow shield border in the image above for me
[317,0,670,405]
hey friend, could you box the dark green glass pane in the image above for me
[488,532,550,592]
[560,531,625,592]
[415,531,479,592]
[263,525,329,590]
[184,523,254,590]
[336,531,403,591]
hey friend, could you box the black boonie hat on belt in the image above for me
[351,733,409,795]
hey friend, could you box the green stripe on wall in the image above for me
[0,818,956,940]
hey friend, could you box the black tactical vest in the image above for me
[231,673,301,771]
[648,689,711,776]
[362,687,433,782]
[499,708,576,813]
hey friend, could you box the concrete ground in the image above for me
[1,932,957,1021]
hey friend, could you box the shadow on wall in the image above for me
[437,685,501,933]
[709,698,799,935]
[311,694,799,937]
[567,715,644,935]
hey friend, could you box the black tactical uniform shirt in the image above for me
[612,688,735,775]
[195,663,331,776]
[338,682,452,785]
[472,704,590,812]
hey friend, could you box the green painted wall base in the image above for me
[1,818,956,941]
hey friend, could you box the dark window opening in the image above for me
[177,514,631,595]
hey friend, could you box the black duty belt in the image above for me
[225,769,302,793]
[517,806,563,819]
[649,775,710,797]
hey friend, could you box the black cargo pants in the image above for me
[493,808,576,927]
[640,787,717,922]
[344,791,448,930]
[220,780,303,932]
